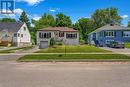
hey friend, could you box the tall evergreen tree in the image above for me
[128,20,130,27]
[19,11,31,29]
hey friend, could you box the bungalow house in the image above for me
[37,27,79,48]
[88,23,130,47]
[0,22,31,47]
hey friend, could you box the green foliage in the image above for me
[128,21,130,27]
[33,13,55,29]
[50,38,56,46]
[125,42,130,48]
[56,41,64,46]
[19,11,31,29]
[91,8,122,29]
[0,18,16,22]
[73,18,94,42]
[18,54,130,62]
[56,13,72,27]
[80,39,86,45]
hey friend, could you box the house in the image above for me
[88,23,130,47]
[37,27,79,48]
[0,22,31,47]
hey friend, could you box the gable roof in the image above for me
[0,22,24,33]
[38,27,78,32]
[90,24,130,34]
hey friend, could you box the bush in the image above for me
[50,38,56,46]
[80,40,85,45]
[56,42,63,46]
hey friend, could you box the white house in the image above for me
[37,27,79,48]
[0,22,31,47]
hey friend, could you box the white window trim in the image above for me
[105,31,115,37]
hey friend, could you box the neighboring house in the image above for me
[0,22,31,47]
[37,27,79,48]
[88,23,130,47]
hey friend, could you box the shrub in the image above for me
[50,38,56,46]
[56,42,63,46]
[80,40,85,45]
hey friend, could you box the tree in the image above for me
[73,18,94,42]
[91,8,122,29]
[128,20,130,27]
[33,13,55,29]
[0,18,16,22]
[56,13,72,27]
[19,11,31,29]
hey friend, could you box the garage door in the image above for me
[39,41,48,49]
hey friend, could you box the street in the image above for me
[0,60,130,87]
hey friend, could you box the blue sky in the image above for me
[1,0,130,26]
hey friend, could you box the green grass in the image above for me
[18,54,130,62]
[0,46,34,53]
[36,45,110,53]
[125,42,130,48]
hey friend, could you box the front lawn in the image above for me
[0,46,34,53]
[125,42,130,48]
[18,54,130,62]
[36,45,110,53]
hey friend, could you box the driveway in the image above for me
[0,62,130,87]
[0,46,39,61]
[100,47,130,56]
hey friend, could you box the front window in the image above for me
[18,33,20,37]
[66,33,77,39]
[14,33,17,37]
[105,31,115,37]
[59,32,64,37]
[39,32,42,38]
[39,32,51,38]
[21,34,23,38]
[123,31,130,37]
[24,27,26,31]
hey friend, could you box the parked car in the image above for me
[107,41,125,48]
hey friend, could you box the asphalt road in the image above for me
[0,61,130,87]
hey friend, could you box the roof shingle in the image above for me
[38,27,78,32]
[90,24,130,34]
[0,22,24,33]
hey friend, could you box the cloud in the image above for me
[17,0,44,5]
[14,8,23,15]
[33,16,41,20]
[49,9,56,12]
[121,15,128,19]
[29,14,41,20]
[49,8,60,12]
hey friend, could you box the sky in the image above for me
[0,0,130,26]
